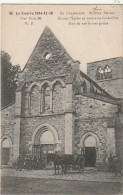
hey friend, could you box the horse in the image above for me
[52,153,65,174]
[52,153,85,174]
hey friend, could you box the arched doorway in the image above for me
[32,130,55,157]
[1,137,12,165]
[80,132,99,167]
[84,136,96,167]
[32,124,60,163]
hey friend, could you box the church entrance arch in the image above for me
[1,136,12,165]
[40,131,54,154]
[32,124,59,163]
[80,132,99,167]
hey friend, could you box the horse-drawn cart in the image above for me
[52,154,85,174]
[15,153,85,174]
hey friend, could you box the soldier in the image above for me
[108,154,113,172]
[16,155,23,171]
[28,155,32,171]
[37,156,41,169]
[16,155,21,171]
[25,155,30,170]
[32,155,37,170]
[113,156,122,176]
[21,155,25,170]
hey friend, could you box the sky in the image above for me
[1,4,122,73]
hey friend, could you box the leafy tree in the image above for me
[1,51,21,108]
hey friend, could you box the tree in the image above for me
[1,51,21,108]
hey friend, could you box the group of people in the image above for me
[16,155,45,171]
[16,153,122,176]
[107,154,122,176]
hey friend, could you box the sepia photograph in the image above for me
[1,4,123,194]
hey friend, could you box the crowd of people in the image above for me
[108,154,122,176]
[16,155,45,171]
[15,153,122,176]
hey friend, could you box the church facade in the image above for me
[1,27,123,167]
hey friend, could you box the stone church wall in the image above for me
[20,115,65,155]
[97,78,123,98]
[52,82,64,113]
[1,103,15,144]
[115,111,123,161]
[21,77,66,116]
[87,57,123,81]
[74,95,118,162]
[75,95,117,118]
[87,57,123,98]
[20,77,66,155]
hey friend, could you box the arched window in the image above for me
[42,84,51,113]
[104,65,112,79]
[30,85,40,115]
[96,66,104,80]
[52,81,64,113]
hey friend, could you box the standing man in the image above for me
[108,154,113,172]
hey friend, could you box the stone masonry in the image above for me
[87,57,123,98]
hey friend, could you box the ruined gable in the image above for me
[19,26,73,83]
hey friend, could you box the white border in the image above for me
[0,0,122,4]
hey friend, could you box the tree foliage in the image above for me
[1,51,21,108]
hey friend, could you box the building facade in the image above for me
[1,27,123,167]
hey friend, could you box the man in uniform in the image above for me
[108,154,113,172]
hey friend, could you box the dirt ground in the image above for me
[1,175,122,195]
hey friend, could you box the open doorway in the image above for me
[84,135,97,167]
[85,147,96,167]
[33,130,55,164]
[2,138,11,165]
